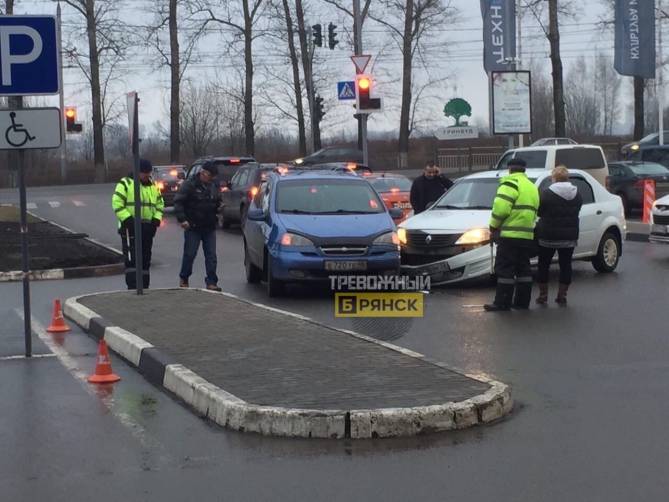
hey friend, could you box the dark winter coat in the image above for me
[535,182,583,246]
[410,174,454,213]
[174,177,221,231]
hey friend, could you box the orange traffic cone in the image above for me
[88,340,121,384]
[47,299,70,333]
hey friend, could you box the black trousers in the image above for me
[120,223,155,289]
[536,246,574,285]
[493,239,534,308]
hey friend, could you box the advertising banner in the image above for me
[614,0,656,78]
[480,0,517,72]
[491,71,531,135]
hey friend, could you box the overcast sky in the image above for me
[15,1,654,141]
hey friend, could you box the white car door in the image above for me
[570,176,600,256]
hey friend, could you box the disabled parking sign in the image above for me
[0,16,59,95]
[0,108,62,149]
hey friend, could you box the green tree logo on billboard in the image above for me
[443,98,472,127]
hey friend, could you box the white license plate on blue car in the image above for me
[324,260,368,271]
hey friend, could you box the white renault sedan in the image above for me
[398,169,626,285]
[650,194,669,243]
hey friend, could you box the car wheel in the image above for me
[265,250,284,297]
[244,240,262,284]
[592,231,620,273]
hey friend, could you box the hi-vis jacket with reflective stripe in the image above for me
[112,176,164,225]
[489,172,540,240]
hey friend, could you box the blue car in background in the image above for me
[243,171,402,296]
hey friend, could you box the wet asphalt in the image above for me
[1,183,669,501]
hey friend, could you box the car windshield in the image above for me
[432,177,536,210]
[370,177,412,192]
[496,151,547,170]
[276,180,384,214]
[628,162,669,175]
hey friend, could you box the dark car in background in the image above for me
[607,161,669,215]
[186,156,257,187]
[621,132,669,157]
[219,163,289,228]
[153,165,186,206]
[293,146,363,166]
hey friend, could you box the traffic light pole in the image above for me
[353,0,369,166]
[57,2,67,182]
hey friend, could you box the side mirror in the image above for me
[247,207,265,221]
[177,171,185,180]
[389,207,403,219]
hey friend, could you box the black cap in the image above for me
[507,158,527,169]
[201,161,219,177]
[139,159,153,173]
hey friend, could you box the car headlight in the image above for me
[397,227,407,245]
[280,232,314,246]
[373,231,400,247]
[294,158,304,165]
[630,144,640,151]
[455,228,490,245]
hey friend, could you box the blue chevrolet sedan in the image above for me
[243,170,401,296]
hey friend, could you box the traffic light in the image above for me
[65,106,82,133]
[314,95,325,123]
[328,23,338,50]
[312,24,322,47]
[355,74,381,114]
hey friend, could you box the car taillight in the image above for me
[248,186,258,200]
[605,176,611,191]
[156,181,165,190]
[169,169,178,177]
[230,158,240,164]
[390,187,400,193]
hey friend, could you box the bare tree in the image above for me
[370,0,455,167]
[61,0,129,181]
[180,82,220,157]
[595,52,622,135]
[564,57,599,137]
[147,0,207,163]
[193,0,265,156]
[294,0,321,151]
[527,58,554,140]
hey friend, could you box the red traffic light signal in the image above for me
[355,75,381,114]
[64,106,82,133]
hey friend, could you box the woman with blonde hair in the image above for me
[534,165,583,305]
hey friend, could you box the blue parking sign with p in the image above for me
[0,16,59,96]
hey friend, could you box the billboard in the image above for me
[491,71,531,135]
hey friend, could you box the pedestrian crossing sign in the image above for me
[337,81,356,100]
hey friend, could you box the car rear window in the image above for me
[276,180,384,214]
[555,148,605,170]
[370,177,412,192]
[497,151,547,170]
[628,162,669,175]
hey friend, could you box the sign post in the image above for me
[0,15,61,357]
[127,91,143,295]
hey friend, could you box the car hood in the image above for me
[277,213,393,238]
[655,194,669,206]
[399,209,490,232]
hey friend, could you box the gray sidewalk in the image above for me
[69,289,512,438]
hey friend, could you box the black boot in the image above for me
[512,282,533,309]
[484,283,514,312]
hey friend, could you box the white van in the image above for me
[494,144,609,187]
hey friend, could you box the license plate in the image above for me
[324,260,368,271]
[393,202,411,209]
[652,224,669,234]
[424,261,449,275]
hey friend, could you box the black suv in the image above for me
[186,156,257,186]
[293,146,363,166]
[219,163,288,228]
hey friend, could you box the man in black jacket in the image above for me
[174,161,222,291]
[410,163,453,214]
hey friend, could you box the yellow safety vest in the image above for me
[112,176,164,225]
[489,172,539,240]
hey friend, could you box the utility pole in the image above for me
[659,0,664,146]
[306,26,317,152]
[57,2,67,182]
[516,0,524,147]
[353,0,368,166]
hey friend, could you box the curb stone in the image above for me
[64,288,514,439]
[0,211,124,282]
